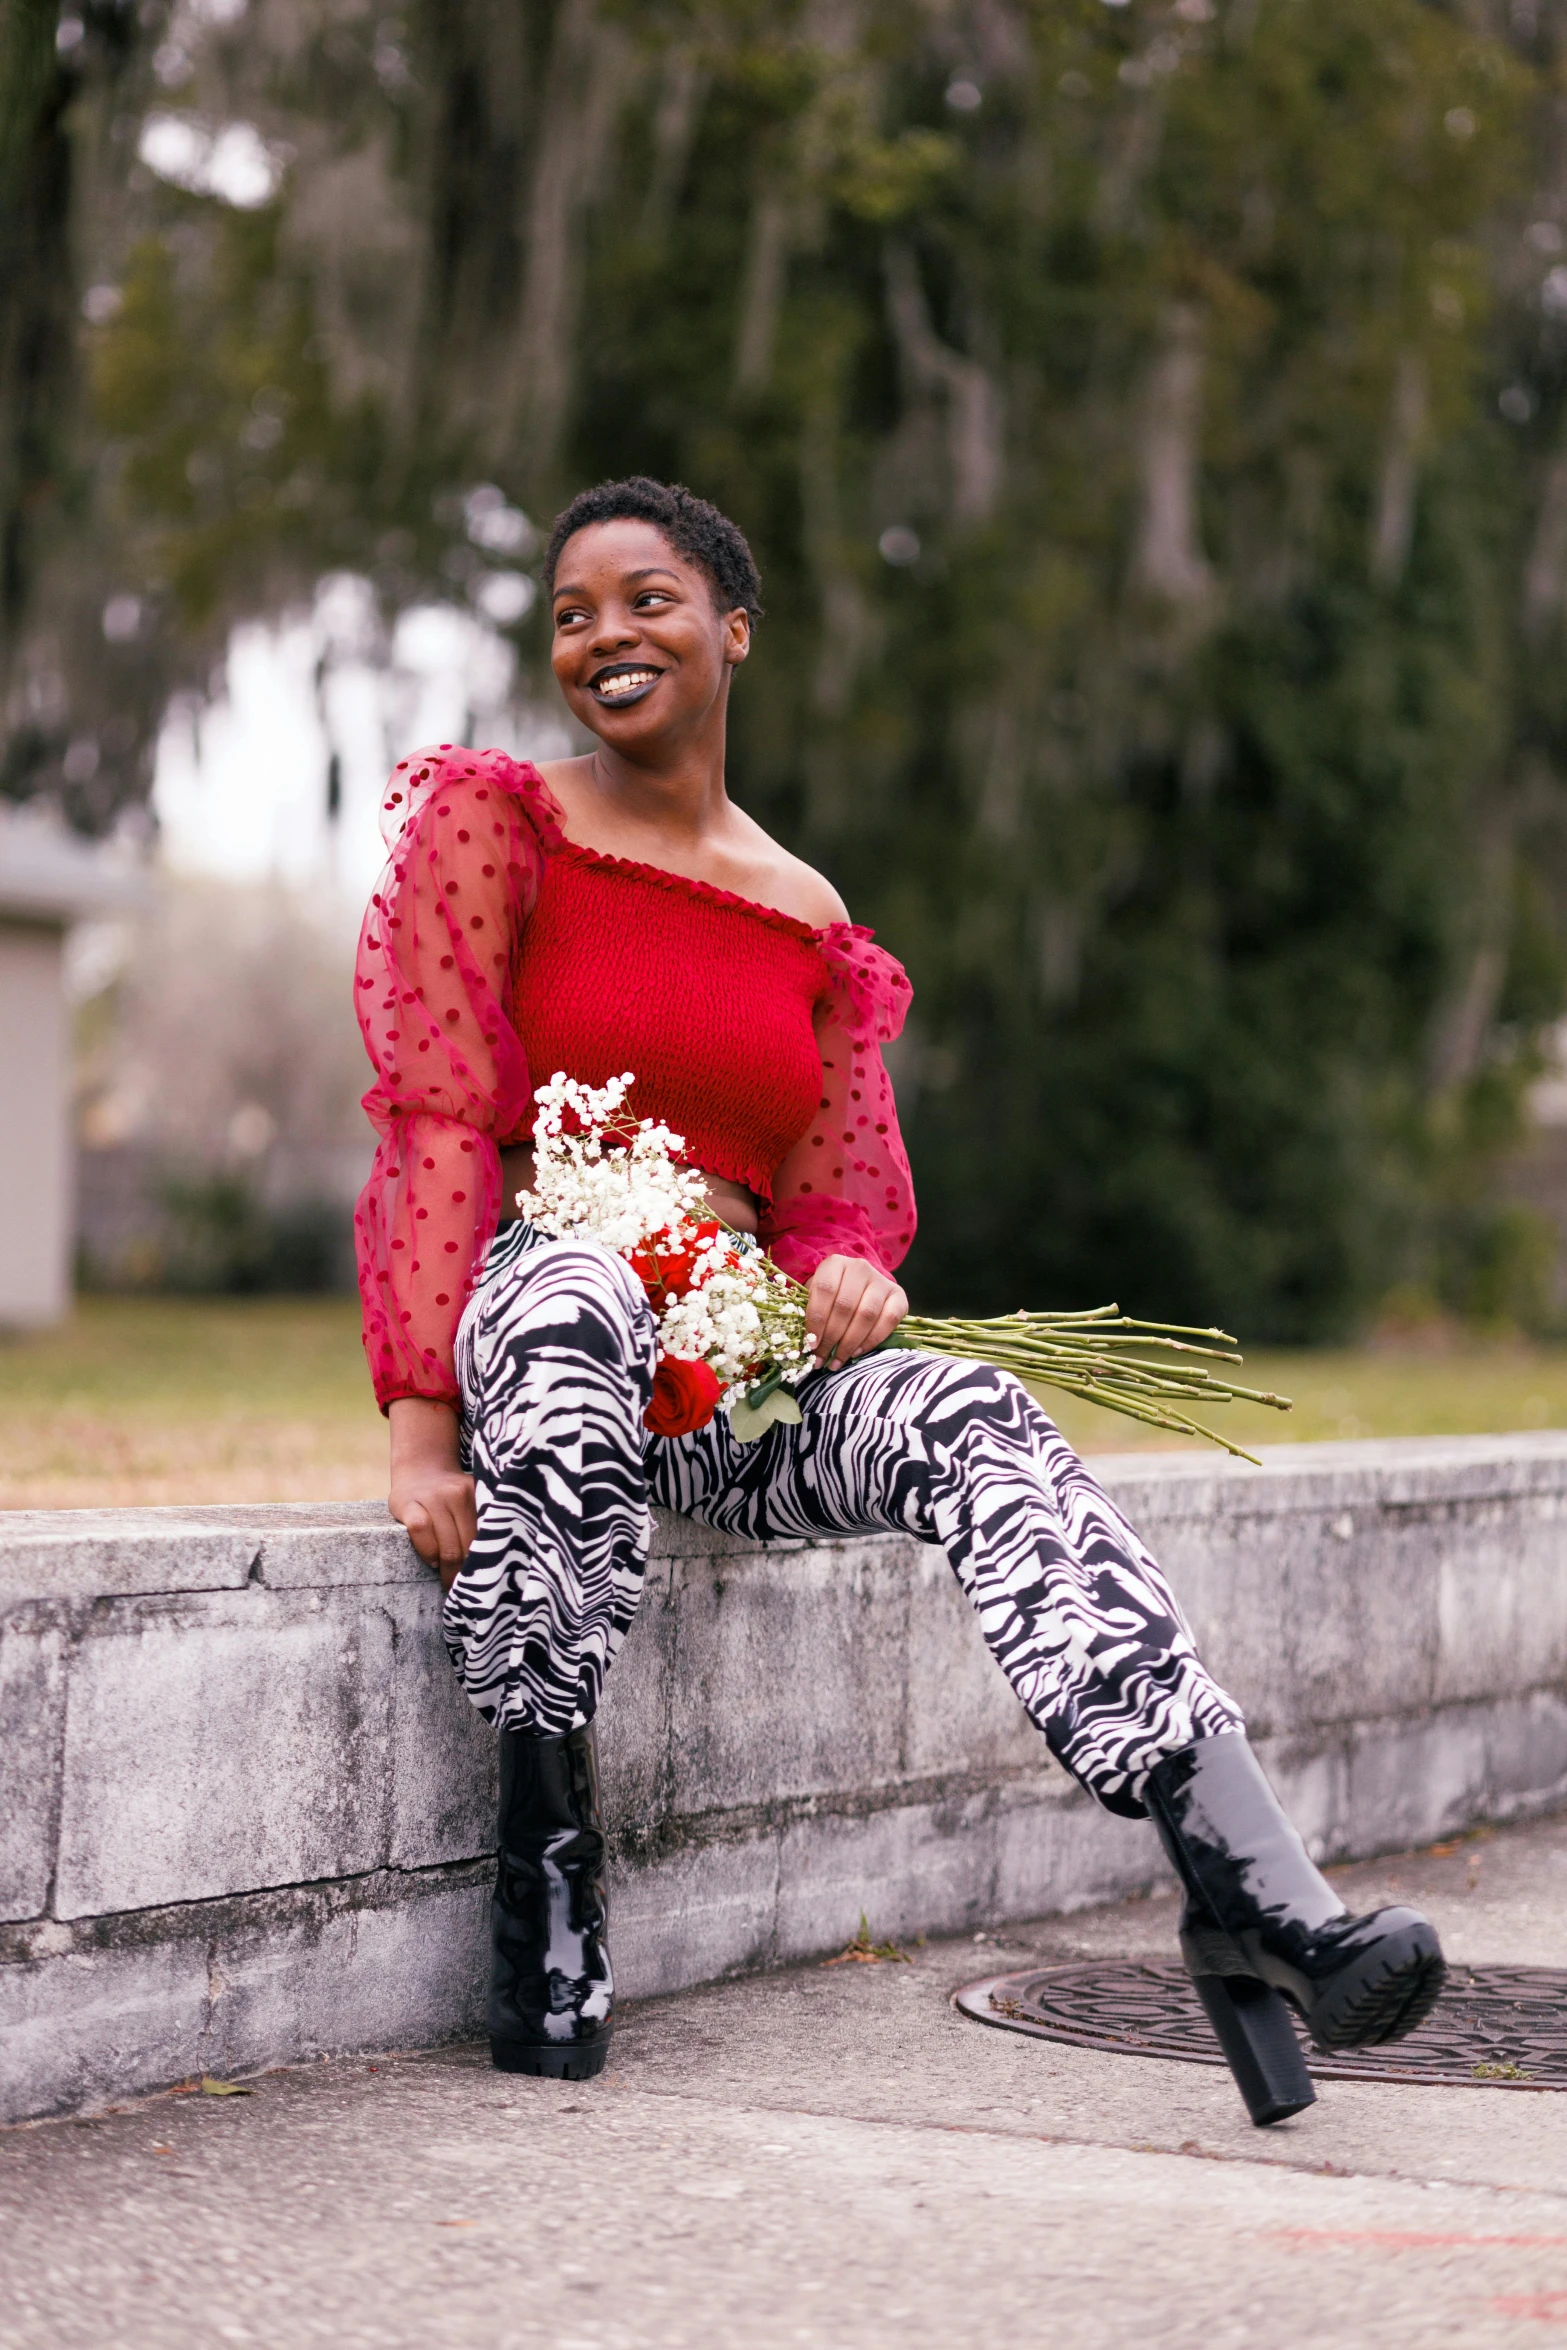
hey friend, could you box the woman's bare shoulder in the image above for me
[727,810,849,928]
[778,851,850,929]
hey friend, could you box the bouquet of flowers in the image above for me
[517,1073,1291,1460]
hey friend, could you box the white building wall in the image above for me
[0,919,71,1325]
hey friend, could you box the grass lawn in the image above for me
[4,1295,1567,1511]
[0,1297,387,1509]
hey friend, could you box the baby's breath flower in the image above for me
[520,1072,813,1408]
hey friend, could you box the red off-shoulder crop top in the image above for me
[353,744,917,1409]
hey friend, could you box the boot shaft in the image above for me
[498,1722,603,1845]
[495,1722,607,1918]
[1146,1732,1342,1941]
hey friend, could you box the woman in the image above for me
[354,475,1443,2122]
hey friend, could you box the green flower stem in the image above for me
[765,1263,1286,1462]
[880,1310,1292,1464]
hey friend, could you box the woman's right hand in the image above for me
[804,1255,908,1368]
[388,1397,477,1592]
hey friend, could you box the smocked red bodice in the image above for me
[353,745,916,1409]
[506,845,828,1201]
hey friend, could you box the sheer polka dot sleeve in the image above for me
[760,923,917,1285]
[352,744,550,1411]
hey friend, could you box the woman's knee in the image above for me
[970,1358,1062,1432]
[534,1241,649,1319]
[892,1353,1071,1475]
[908,1351,1042,1424]
[472,1241,654,1383]
[816,1351,1040,1472]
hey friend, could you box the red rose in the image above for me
[644,1355,723,1437]
[629,1218,722,1302]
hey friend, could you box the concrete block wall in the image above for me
[5,1433,1567,2122]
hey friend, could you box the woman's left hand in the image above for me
[804,1256,908,1369]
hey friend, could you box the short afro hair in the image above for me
[542,476,763,622]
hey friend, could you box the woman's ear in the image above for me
[724,609,751,667]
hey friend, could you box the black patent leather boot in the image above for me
[489,1724,613,2080]
[1146,1735,1446,2125]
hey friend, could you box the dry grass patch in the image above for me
[4,1299,1567,1510]
[0,1297,385,1509]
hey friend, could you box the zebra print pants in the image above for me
[450,1223,1243,1818]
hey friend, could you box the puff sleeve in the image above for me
[760,924,917,1285]
[353,744,548,1410]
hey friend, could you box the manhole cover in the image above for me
[955,1960,1567,2088]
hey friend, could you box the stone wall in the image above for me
[6,1433,1567,2123]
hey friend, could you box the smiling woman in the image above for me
[543,474,763,713]
[348,475,1442,2114]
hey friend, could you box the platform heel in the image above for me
[1189,1972,1315,2125]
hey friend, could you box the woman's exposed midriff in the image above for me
[496,1142,762,1237]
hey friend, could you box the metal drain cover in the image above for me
[955,1960,1567,2088]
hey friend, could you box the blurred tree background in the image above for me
[8,0,1567,1334]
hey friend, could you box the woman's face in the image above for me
[548,517,749,751]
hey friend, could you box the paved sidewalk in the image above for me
[5,1814,1567,2349]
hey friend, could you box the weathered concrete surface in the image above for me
[5,1813,1567,2350]
[6,1432,1567,2126]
